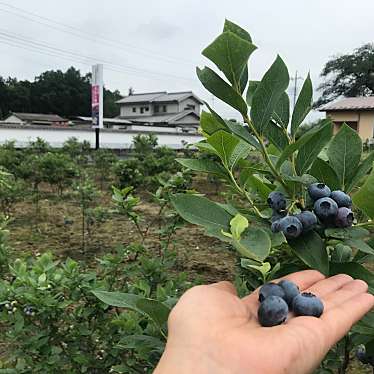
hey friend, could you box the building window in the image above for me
[154,105,159,113]
[334,121,358,131]
[132,107,136,113]
[140,107,144,114]
[185,104,195,110]
[163,105,167,113]
[145,107,149,112]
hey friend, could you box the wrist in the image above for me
[154,340,231,374]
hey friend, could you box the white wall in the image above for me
[0,127,202,149]
[120,104,151,117]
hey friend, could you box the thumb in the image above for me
[209,281,238,295]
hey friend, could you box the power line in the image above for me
[0,36,200,86]
[0,1,197,67]
[0,29,197,83]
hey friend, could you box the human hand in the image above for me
[154,270,374,374]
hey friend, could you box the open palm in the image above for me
[155,270,374,374]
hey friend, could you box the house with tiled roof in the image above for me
[320,97,374,140]
[116,91,202,132]
[3,112,68,126]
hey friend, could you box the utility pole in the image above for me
[290,71,304,109]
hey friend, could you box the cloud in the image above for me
[136,18,182,41]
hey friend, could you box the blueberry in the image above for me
[335,207,354,228]
[271,210,287,223]
[313,197,338,222]
[295,211,317,232]
[267,192,287,212]
[278,280,300,307]
[259,283,286,302]
[356,346,368,364]
[277,216,303,239]
[308,183,331,201]
[271,221,280,233]
[258,296,289,327]
[330,190,352,208]
[292,292,324,317]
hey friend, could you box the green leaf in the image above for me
[230,213,249,240]
[346,151,374,192]
[263,122,289,151]
[176,159,227,178]
[225,121,261,150]
[291,73,313,136]
[327,124,362,190]
[344,239,374,255]
[296,121,333,175]
[171,194,232,232]
[352,311,374,335]
[200,110,227,135]
[207,130,251,169]
[223,19,252,42]
[352,162,374,219]
[288,231,329,275]
[324,226,369,240]
[273,92,290,128]
[309,158,340,191]
[246,80,259,106]
[250,56,289,134]
[202,31,257,91]
[233,228,271,261]
[276,124,327,169]
[92,291,170,329]
[330,262,374,293]
[197,66,248,115]
[244,174,273,200]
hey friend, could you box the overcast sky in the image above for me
[0,0,373,120]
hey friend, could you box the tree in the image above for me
[316,43,374,106]
[0,67,122,118]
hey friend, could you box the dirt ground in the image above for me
[3,183,373,373]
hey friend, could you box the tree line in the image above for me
[0,66,122,119]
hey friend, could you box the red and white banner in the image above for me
[92,64,103,129]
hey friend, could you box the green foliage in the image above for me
[316,43,374,106]
[0,249,192,373]
[174,20,374,373]
[0,67,121,118]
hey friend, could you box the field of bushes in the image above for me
[0,132,372,373]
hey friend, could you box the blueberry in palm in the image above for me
[258,296,289,327]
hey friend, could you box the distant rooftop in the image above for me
[116,91,203,105]
[10,112,67,122]
[320,97,374,111]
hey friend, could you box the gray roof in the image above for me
[119,110,199,125]
[73,116,132,124]
[116,91,203,105]
[10,112,67,122]
[320,97,374,111]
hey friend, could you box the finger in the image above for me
[321,292,374,346]
[305,274,353,297]
[322,279,368,310]
[242,270,325,307]
[208,281,238,296]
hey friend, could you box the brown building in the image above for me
[320,97,374,140]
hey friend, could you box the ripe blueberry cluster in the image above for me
[268,183,353,239]
[356,345,374,367]
[257,280,324,327]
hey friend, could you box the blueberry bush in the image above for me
[168,20,374,372]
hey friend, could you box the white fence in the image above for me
[0,124,203,149]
